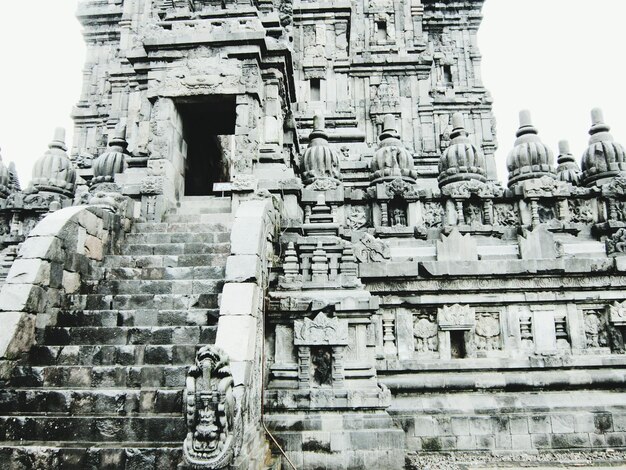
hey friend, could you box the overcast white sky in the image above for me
[0,0,624,185]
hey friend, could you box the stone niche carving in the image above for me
[294,312,348,390]
[437,304,475,331]
[583,309,608,349]
[493,203,518,226]
[183,346,241,469]
[346,205,368,231]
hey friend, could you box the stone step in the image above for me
[41,325,217,346]
[0,444,183,470]
[124,231,230,245]
[8,365,190,388]
[133,221,232,234]
[70,293,219,310]
[101,253,229,269]
[0,415,186,443]
[120,242,230,256]
[0,388,183,415]
[82,279,224,296]
[174,196,232,215]
[29,344,202,366]
[91,266,226,282]
[55,309,218,327]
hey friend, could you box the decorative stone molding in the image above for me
[183,346,242,469]
[441,179,503,199]
[437,304,475,331]
[522,175,571,199]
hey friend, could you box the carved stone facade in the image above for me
[2,0,626,469]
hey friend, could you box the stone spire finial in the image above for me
[380,114,401,140]
[31,127,76,197]
[50,127,68,151]
[313,114,325,132]
[450,112,466,139]
[302,113,341,187]
[371,114,417,183]
[556,139,581,185]
[516,110,538,138]
[506,110,555,188]
[590,108,609,133]
[581,107,626,186]
[108,123,129,152]
[438,112,487,188]
[91,123,130,186]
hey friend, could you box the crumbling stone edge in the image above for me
[0,205,132,366]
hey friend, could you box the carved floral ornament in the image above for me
[294,312,349,346]
[437,304,475,331]
[183,346,241,469]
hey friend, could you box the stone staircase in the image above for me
[0,245,17,285]
[0,198,235,468]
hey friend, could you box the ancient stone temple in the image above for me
[1,0,625,469]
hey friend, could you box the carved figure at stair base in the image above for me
[183,346,241,469]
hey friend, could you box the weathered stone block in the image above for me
[594,413,613,433]
[219,283,259,317]
[84,235,104,260]
[412,416,439,437]
[62,271,81,294]
[529,415,551,434]
[450,417,470,436]
[550,433,589,448]
[530,433,550,448]
[5,259,51,286]
[469,417,493,436]
[225,254,261,283]
[0,312,36,359]
[509,417,529,435]
[215,315,257,362]
[551,415,575,433]
[0,284,46,313]
[606,432,626,447]
[18,236,63,262]
[511,434,533,450]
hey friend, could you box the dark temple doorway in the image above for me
[178,95,236,196]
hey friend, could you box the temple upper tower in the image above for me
[291,0,496,185]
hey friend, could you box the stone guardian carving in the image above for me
[183,346,241,469]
